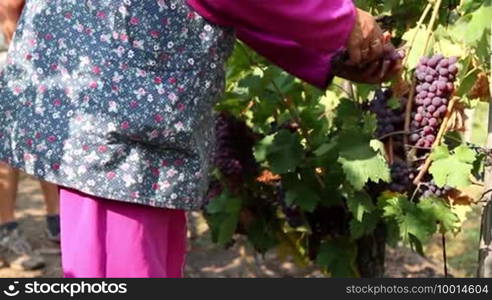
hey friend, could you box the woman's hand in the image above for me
[332,43,403,84]
[0,0,24,44]
[346,8,385,66]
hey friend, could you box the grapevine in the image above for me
[205,0,491,278]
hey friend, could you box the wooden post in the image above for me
[477,26,492,277]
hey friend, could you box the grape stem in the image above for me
[388,137,394,164]
[409,182,422,203]
[442,233,448,277]
[378,128,423,140]
[402,2,432,68]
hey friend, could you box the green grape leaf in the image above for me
[387,97,402,110]
[456,68,479,97]
[285,184,320,212]
[246,218,278,253]
[443,131,463,150]
[418,198,460,234]
[402,26,435,69]
[313,140,338,157]
[362,113,378,136]
[459,0,490,14]
[206,191,242,246]
[429,145,476,188]
[266,130,304,174]
[346,191,375,222]
[338,130,390,190]
[461,5,492,45]
[349,211,380,240]
[254,134,275,162]
[335,99,363,130]
[355,83,377,102]
[378,194,436,245]
[316,238,357,277]
[449,3,491,53]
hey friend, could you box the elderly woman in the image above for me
[0,0,400,277]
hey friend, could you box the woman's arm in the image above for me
[0,0,24,43]
[187,0,356,54]
[235,27,336,89]
[187,0,398,88]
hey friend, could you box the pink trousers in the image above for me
[59,187,187,278]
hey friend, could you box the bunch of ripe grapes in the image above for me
[419,180,453,198]
[389,160,414,193]
[369,89,405,139]
[410,55,458,149]
[213,112,259,186]
[370,55,457,198]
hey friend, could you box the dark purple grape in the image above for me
[276,186,303,228]
[419,181,451,199]
[213,112,259,186]
[389,161,414,193]
[369,88,405,139]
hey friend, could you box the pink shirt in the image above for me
[186,0,356,88]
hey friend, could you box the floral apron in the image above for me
[0,0,235,210]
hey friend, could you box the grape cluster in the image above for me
[204,179,223,207]
[389,160,413,193]
[410,55,458,149]
[331,45,404,75]
[275,185,303,228]
[419,181,452,198]
[369,89,405,138]
[214,112,259,185]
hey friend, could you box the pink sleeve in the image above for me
[186,0,356,53]
[236,27,335,89]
